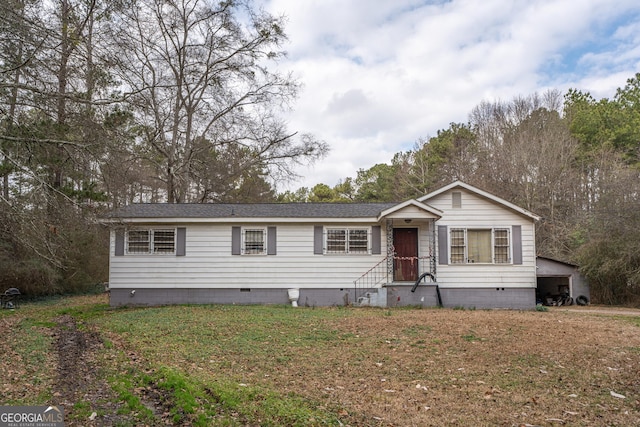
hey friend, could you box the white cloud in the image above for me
[260,0,640,191]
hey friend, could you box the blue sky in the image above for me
[258,0,640,190]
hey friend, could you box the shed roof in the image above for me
[536,256,578,268]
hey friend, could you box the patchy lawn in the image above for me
[1,294,639,426]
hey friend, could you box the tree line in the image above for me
[0,0,326,295]
[1,0,638,305]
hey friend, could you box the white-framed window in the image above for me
[325,227,370,254]
[493,228,510,263]
[126,229,176,254]
[449,227,510,264]
[242,228,267,255]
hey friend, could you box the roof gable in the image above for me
[417,180,541,221]
[378,199,442,220]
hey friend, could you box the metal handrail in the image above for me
[411,271,442,307]
[353,256,390,303]
[354,255,437,304]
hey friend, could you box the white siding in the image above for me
[108,187,538,292]
[429,188,537,289]
[109,223,388,289]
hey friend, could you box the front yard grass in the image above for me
[1,294,639,426]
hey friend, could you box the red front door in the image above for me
[393,228,418,281]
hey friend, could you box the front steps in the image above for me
[355,287,387,307]
[355,282,442,308]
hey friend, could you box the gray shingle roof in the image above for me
[108,202,399,219]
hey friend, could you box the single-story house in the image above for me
[105,180,541,309]
[536,257,590,305]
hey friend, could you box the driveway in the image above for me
[554,305,640,317]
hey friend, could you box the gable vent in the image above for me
[452,191,462,208]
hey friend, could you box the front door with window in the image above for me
[393,228,418,281]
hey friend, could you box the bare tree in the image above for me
[109,0,326,203]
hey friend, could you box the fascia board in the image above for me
[378,200,443,220]
[102,217,382,224]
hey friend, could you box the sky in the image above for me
[257,0,640,191]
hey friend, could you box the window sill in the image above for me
[124,253,177,256]
[323,252,373,256]
[449,262,513,265]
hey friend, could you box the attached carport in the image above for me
[536,257,590,305]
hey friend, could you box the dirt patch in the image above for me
[52,315,128,426]
[52,313,183,426]
[54,315,97,403]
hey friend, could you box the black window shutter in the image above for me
[176,227,186,256]
[314,226,323,254]
[267,227,277,255]
[371,225,381,254]
[115,230,125,256]
[438,225,448,265]
[232,226,241,255]
[512,225,522,265]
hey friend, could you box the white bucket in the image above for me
[287,288,300,307]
